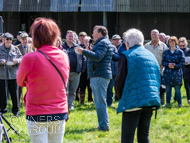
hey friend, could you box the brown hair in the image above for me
[167,36,178,46]
[30,17,60,48]
[93,25,108,36]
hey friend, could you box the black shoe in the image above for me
[94,126,109,131]
[13,112,19,117]
[0,112,5,116]
[0,109,7,115]
[108,105,116,109]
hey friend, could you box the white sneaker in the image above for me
[188,100,190,105]
[70,106,74,110]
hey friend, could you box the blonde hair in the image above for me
[84,36,91,43]
[57,36,62,46]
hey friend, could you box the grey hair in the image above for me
[159,32,166,37]
[123,28,144,48]
[151,29,159,35]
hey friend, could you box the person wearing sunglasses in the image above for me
[179,37,190,104]
[0,32,22,116]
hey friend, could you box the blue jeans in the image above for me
[166,85,182,106]
[184,81,190,101]
[122,108,153,143]
[106,76,115,106]
[90,77,110,130]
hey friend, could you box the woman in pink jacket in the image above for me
[17,17,70,143]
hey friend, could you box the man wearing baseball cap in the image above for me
[106,34,120,106]
[112,34,121,49]
[79,32,87,47]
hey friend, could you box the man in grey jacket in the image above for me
[0,32,22,116]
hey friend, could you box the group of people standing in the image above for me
[145,29,189,108]
[0,16,190,143]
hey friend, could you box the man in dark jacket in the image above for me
[75,25,114,131]
[106,35,120,106]
[179,37,190,104]
[62,30,86,110]
[75,31,87,103]
[13,31,22,46]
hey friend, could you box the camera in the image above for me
[89,39,93,44]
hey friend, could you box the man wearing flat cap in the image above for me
[13,31,22,46]
[17,32,35,106]
[0,32,22,116]
[17,32,35,55]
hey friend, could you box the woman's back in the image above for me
[17,45,70,116]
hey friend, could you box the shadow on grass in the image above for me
[164,101,190,109]
[72,102,96,111]
[65,126,107,135]
[72,101,117,112]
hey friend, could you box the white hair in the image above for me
[151,29,159,35]
[123,28,144,48]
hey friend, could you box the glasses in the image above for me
[179,45,185,47]
[6,38,12,41]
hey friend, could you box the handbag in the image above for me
[37,50,69,121]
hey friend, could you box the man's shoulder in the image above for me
[0,43,4,49]
[11,44,19,49]
[158,41,167,46]
[144,41,152,46]
[73,43,80,47]
[98,38,113,47]
[17,43,22,48]
[62,42,67,49]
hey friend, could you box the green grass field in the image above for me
[1,85,190,143]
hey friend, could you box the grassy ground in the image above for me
[1,86,190,143]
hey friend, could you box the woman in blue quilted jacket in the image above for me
[115,28,161,143]
[162,36,185,107]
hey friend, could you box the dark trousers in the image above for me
[76,71,93,102]
[0,79,19,114]
[184,81,190,101]
[122,108,153,143]
[106,75,115,106]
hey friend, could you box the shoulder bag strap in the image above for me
[37,50,69,121]
[37,50,67,90]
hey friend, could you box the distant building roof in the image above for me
[0,0,190,12]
